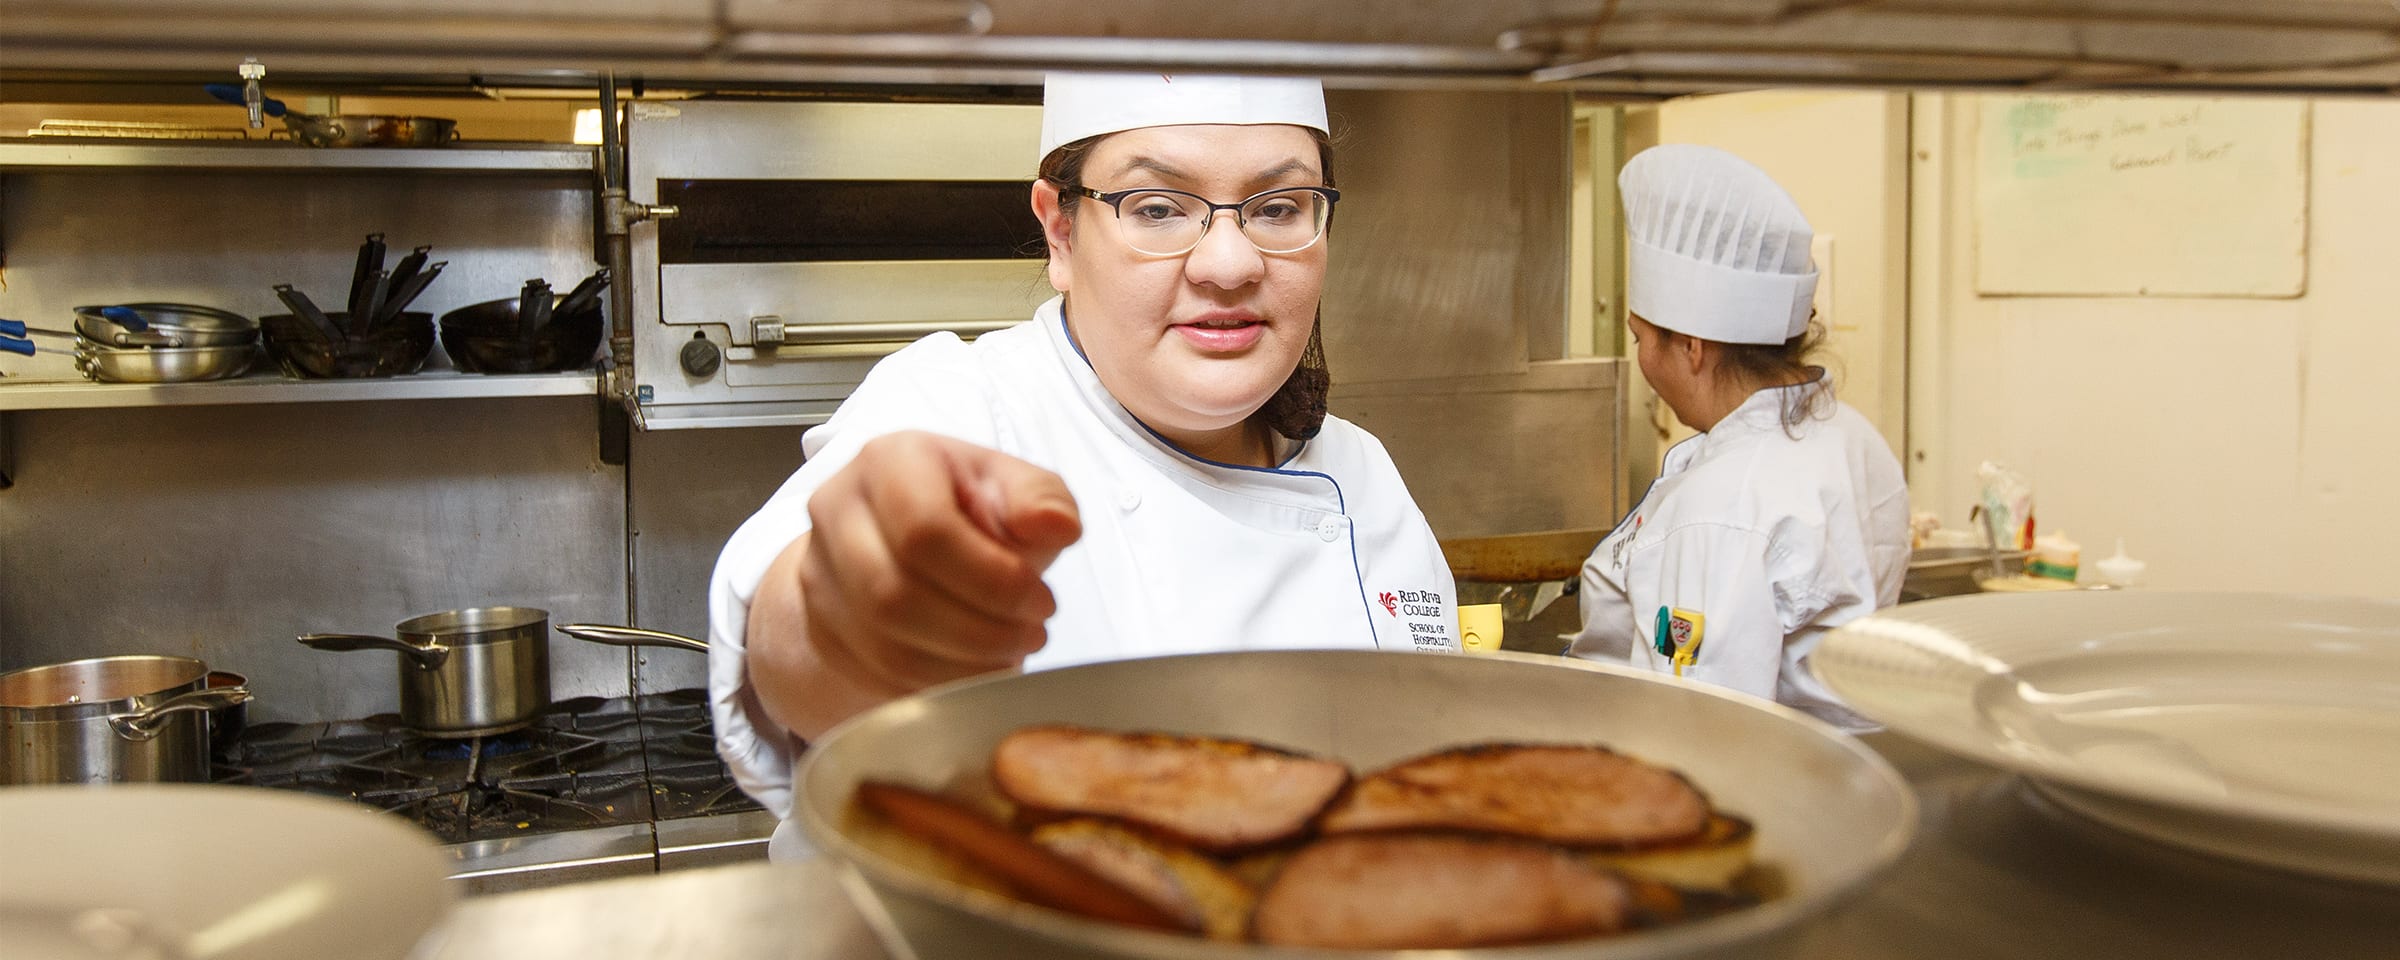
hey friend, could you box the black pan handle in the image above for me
[348,233,386,320]
[273,284,344,344]
[552,267,612,321]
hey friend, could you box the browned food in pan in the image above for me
[1319,743,1712,848]
[853,781,1190,933]
[1029,818,1258,940]
[992,725,1350,854]
[1585,812,1757,891]
[1250,832,1633,949]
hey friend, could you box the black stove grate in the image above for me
[213,689,760,844]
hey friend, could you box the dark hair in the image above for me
[1655,313,1832,434]
[1035,128,1340,442]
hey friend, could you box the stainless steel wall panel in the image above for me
[626,424,810,694]
[1319,90,1569,384]
[1331,359,1623,540]
[0,397,631,724]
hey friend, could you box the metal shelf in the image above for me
[0,140,596,175]
[0,368,601,411]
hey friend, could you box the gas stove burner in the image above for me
[214,688,761,844]
[420,733,541,764]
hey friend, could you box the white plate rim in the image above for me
[0,783,455,960]
[2027,780,2400,886]
[1812,591,2400,840]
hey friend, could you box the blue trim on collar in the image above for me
[1057,311,1092,368]
[1127,416,1312,479]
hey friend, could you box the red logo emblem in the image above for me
[1378,591,1398,616]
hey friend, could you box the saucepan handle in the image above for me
[297,632,450,668]
[110,686,251,741]
[555,623,708,653]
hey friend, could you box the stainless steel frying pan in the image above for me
[797,649,1916,960]
[205,84,456,148]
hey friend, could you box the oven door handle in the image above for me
[766,318,1019,346]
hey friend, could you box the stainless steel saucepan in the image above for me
[299,609,708,738]
[0,655,252,785]
[300,607,552,738]
[799,649,1918,960]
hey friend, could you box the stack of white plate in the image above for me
[1814,590,2400,885]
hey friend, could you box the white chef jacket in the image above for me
[1569,377,1908,732]
[708,296,1459,857]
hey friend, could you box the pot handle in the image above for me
[555,623,708,653]
[109,686,251,741]
[297,632,450,668]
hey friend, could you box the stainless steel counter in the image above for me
[421,734,2400,960]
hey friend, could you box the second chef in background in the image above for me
[1570,144,1909,732]
[707,73,1459,858]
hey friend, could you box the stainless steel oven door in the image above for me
[628,99,1049,429]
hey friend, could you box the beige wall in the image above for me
[1911,95,2400,595]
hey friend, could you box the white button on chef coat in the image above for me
[707,296,1459,859]
[1568,378,1909,732]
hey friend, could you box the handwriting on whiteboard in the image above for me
[2000,97,2239,178]
[1973,94,2308,298]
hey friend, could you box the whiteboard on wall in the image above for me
[1975,96,2309,298]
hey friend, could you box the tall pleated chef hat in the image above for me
[1039,72,1329,161]
[1620,144,1819,345]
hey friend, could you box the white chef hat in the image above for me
[1038,72,1329,161]
[1620,144,1818,345]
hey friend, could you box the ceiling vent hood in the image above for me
[4,1,2395,95]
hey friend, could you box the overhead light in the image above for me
[574,108,602,145]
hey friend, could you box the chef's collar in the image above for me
[1716,367,1832,433]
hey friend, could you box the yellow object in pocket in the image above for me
[1458,604,1505,654]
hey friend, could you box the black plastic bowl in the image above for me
[438,297,603,374]
[259,312,435,379]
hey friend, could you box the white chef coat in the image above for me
[1569,377,1908,732]
[708,296,1459,858]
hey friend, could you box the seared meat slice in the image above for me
[853,782,1188,933]
[992,725,1349,854]
[1319,743,1711,848]
[1251,833,1632,949]
[1029,819,1257,941]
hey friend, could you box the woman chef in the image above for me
[1568,144,1909,731]
[707,73,1459,857]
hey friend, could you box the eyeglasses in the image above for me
[1056,182,1341,257]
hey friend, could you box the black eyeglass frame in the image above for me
[1051,180,1343,255]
